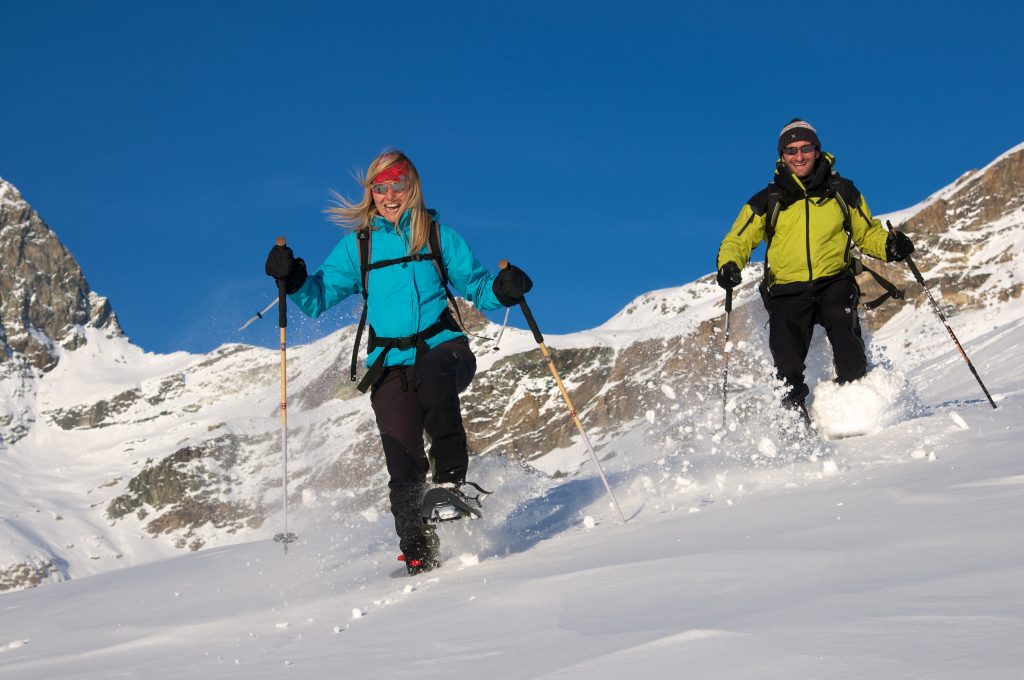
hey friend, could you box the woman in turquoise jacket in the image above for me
[265,150,532,575]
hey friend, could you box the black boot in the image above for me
[391,483,441,575]
[403,525,440,575]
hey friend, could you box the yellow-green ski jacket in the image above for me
[717,154,890,291]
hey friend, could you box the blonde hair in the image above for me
[326,150,432,255]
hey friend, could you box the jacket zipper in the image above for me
[803,192,813,282]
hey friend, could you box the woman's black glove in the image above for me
[885,230,915,262]
[265,244,308,293]
[493,264,533,307]
[716,262,742,290]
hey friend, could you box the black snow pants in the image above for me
[766,272,865,406]
[369,337,477,560]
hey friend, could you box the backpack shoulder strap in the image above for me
[764,185,783,247]
[352,227,372,382]
[426,211,448,287]
[357,227,372,299]
[426,212,473,334]
[828,175,858,235]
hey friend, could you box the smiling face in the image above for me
[369,160,413,224]
[782,143,819,178]
[371,178,410,224]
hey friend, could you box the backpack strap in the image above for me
[426,216,475,336]
[354,310,460,393]
[426,213,448,286]
[351,228,372,382]
[858,262,905,309]
[760,185,783,305]
[764,186,783,246]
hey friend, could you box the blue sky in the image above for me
[2,1,1021,355]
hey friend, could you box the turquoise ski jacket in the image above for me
[290,210,502,368]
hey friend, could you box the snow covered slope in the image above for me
[0,300,1019,679]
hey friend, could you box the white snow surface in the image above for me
[0,298,1021,679]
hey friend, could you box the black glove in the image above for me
[265,244,308,294]
[492,264,533,307]
[885,230,915,262]
[716,262,742,290]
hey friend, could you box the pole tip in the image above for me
[498,259,509,270]
[276,236,287,247]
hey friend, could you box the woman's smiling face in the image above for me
[371,179,409,224]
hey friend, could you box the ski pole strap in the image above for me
[860,263,905,310]
[277,279,288,328]
[464,480,493,497]
[517,297,544,344]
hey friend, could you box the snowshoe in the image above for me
[420,482,491,523]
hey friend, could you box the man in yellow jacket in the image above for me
[716,119,914,419]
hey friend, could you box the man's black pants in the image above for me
[766,274,865,405]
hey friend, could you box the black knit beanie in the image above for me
[778,118,821,156]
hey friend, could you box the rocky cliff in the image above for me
[0,179,122,370]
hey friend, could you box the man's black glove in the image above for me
[492,264,533,307]
[265,244,308,294]
[716,262,742,290]
[885,230,915,262]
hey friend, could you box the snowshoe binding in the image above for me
[421,481,492,523]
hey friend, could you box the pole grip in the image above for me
[725,287,733,314]
[275,236,288,328]
[499,258,544,343]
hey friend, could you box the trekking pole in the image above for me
[499,260,627,524]
[886,221,997,409]
[270,237,299,551]
[721,288,733,430]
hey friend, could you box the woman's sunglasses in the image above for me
[371,178,411,195]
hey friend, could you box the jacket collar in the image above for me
[371,209,412,232]
[773,152,836,198]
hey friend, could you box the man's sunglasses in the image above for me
[782,144,817,156]
[371,178,411,194]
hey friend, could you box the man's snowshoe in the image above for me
[420,482,491,523]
